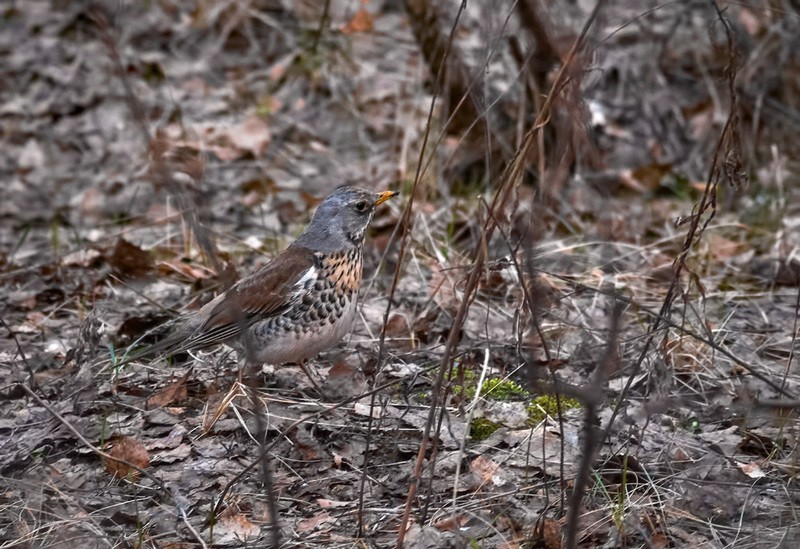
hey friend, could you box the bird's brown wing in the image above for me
[137,245,317,359]
[193,245,316,347]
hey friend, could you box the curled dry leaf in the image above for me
[541,518,562,549]
[470,455,500,484]
[107,238,153,278]
[322,360,366,400]
[146,372,189,409]
[103,435,150,480]
[61,248,102,268]
[297,510,334,534]
[215,504,261,544]
[737,460,767,479]
[341,7,374,34]
[433,514,469,532]
[156,258,213,283]
[384,313,415,350]
[210,114,271,161]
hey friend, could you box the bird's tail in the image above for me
[114,314,203,367]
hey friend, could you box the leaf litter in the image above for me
[1,1,800,548]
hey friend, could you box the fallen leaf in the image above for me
[737,460,767,478]
[107,238,153,278]
[341,4,373,34]
[210,115,271,161]
[738,8,761,36]
[215,506,261,543]
[62,248,102,268]
[156,259,213,283]
[707,234,746,262]
[298,510,334,533]
[651,532,669,549]
[384,313,415,350]
[541,518,562,549]
[316,498,350,509]
[433,514,468,532]
[470,455,500,484]
[103,435,150,480]
[322,360,365,400]
[147,373,189,409]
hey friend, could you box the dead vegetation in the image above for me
[2,1,800,548]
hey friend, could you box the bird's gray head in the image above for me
[295,186,397,253]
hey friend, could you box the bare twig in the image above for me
[562,303,623,549]
[1,317,36,389]
[18,383,170,495]
[179,506,209,549]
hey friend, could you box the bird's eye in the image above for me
[354,200,370,212]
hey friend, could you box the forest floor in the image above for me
[2,1,800,548]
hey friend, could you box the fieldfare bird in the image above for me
[127,186,397,366]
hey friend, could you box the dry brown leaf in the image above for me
[227,115,271,157]
[210,115,271,161]
[62,248,102,268]
[107,238,153,277]
[738,8,762,36]
[384,313,414,350]
[623,163,673,192]
[316,498,350,509]
[103,435,150,480]
[341,4,373,34]
[433,514,468,532]
[290,426,327,461]
[470,455,500,484]
[651,532,669,549]
[737,460,767,478]
[541,518,562,549]
[146,373,189,409]
[156,258,213,282]
[322,360,365,400]
[707,234,747,262]
[216,505,261,542]
[297,510,334,534]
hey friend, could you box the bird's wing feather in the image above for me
[196,245,316,339]
[131,245,317,361]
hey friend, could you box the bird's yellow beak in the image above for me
[374,190,398,206]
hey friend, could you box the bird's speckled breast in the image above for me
[319,248,363,294]
[249,248,362,363]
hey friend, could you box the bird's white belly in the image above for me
[248,296,357,364]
